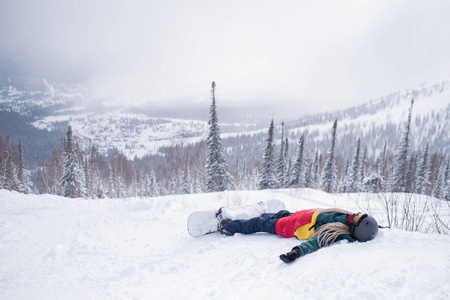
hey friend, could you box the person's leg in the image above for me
[225,210,292,235]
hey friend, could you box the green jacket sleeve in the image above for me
[296,234,356,257]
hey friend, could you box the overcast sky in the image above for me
[1,0,449,113]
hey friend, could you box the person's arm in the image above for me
[280,234,356,263]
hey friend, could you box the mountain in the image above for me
[1,188,449,299]
[1,76,449,165]
[223,80,450,167]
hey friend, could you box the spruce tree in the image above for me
[392,99,414,192]
[304,161,313,188]
[416,144,430,195]
[347,138,361,193]
[292,134,305,186]
[259,119,277,189]
[360,148,367,191]
[205,82,232,192]
[276,122,287,187]
[339,158,350,193]
[322,119,337,193]
[4,139,18,191]
[378,142,388,191]
[312,150,320,188]
[433,165,445,199]
[60,126,84,198]
[17,139,31,193]
[180,153,191,194]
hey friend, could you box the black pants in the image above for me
[225,210,292,235]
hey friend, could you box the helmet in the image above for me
[351,214,378,242]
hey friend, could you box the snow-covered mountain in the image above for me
[1,76,449,161]
[223,80,450,165]
[1,188,449,299]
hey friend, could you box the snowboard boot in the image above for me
[218,218,234,236]
[216,207,234,235]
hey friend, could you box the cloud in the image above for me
[1,0,449,113]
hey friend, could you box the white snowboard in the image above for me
[187,199,286,237]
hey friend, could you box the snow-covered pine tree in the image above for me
[322,119,337,193]
[2,136,19,191]
[148,170,158,197]
[312,150,320,188]
[205,81,232,192]
[291,134,305,186]
[339,158,350,193]
[360,148,367,192]
[17,139,31,193]
[392,99,414,192]
[377,142,388,191]
[416,143,430,195]
[304,161,313,188]
[259,119,277,190]
[433,165,445,199]
[444,160,450,200]
[285,138,291,186]
[180,153,191,194]
[276,122,287,187]
[60,126,84,198]
[347,138,361,193]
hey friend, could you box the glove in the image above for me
[279,247,301,263]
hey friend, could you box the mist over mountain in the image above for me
[0,75,449,166]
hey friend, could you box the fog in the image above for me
[1,0,449,114]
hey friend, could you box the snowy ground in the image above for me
[1,188,449,300]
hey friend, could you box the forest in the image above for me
[1,86,449,204]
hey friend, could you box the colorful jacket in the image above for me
[276,210,356,256]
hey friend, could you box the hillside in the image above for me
[1,188,449,299]
[1,76,449,163]
[224,80,450,163]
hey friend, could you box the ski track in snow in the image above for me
[0,189,449,300]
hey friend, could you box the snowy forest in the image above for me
[1,82,450,203]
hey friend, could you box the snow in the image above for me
[1,188,449,299]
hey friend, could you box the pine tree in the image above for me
[416,144,430,195]
[4,138,19,191]
[150,170,159,197]
[304,161,313,188]
[276,122,287,187]
[377,142,388,191]
[292,134,305,186]
[205,81,232,192]
[339,158,350,193]
[347,138,361,193]
[17,139,31,193]
[433,165,445,199]
[322,119,337,193]
[443,159,450,199]
[60,126,84,198]
[392,99,414,192]
[360,148,367,191]
[312,150,320,189]
[180,153,191,194]
[259,119,277,189]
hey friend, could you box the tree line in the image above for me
[1,88,449,201]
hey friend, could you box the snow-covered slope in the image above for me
[1,189,449,299]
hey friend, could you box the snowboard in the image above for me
[187,199,286,237]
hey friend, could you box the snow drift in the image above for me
[1,188,449,299]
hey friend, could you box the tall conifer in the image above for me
[259,119,277,189]
[392,99,414,192]
[205,82,232,192]
[322,119,337,193]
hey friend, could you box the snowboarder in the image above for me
[217,208,379,263]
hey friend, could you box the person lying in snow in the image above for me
[217,208,378,263]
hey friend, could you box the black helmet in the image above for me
[351,214,378,242]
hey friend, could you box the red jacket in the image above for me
[275,209,316,238]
